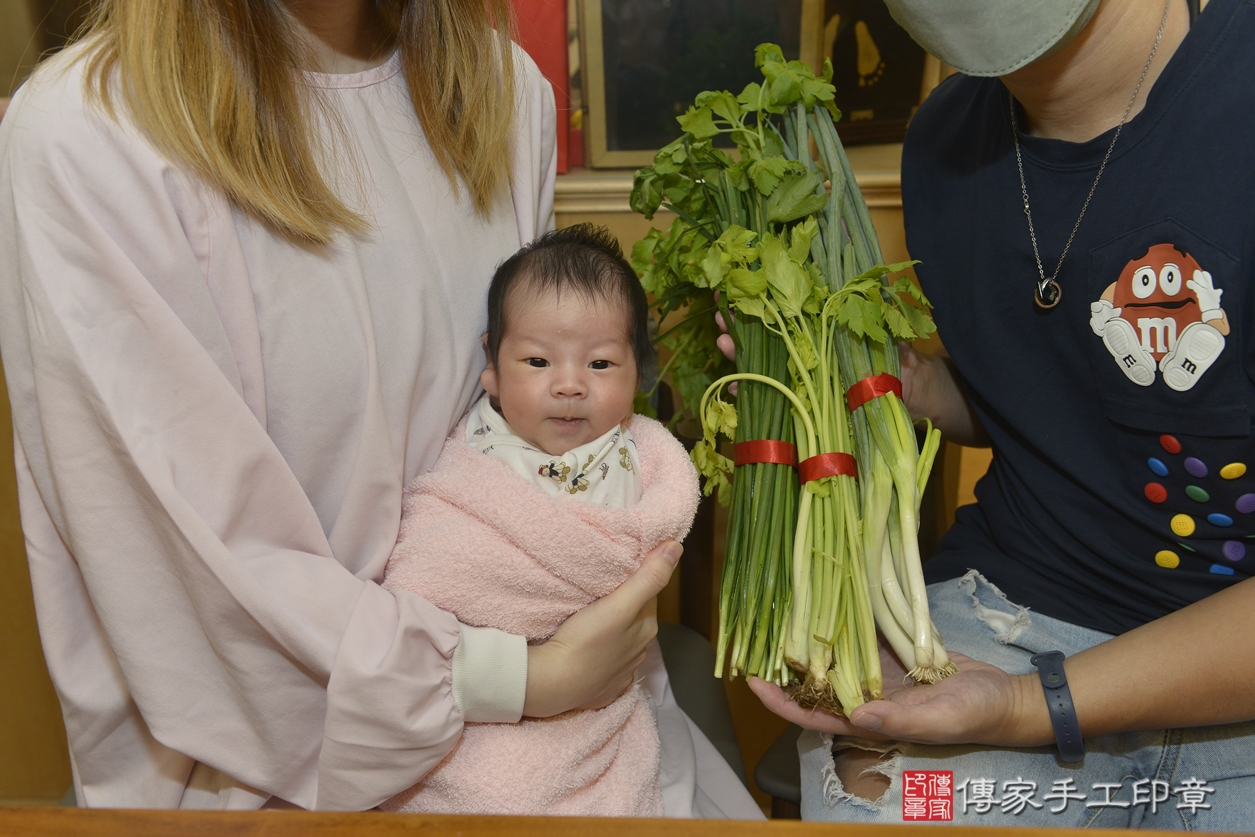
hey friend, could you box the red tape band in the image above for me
[798,452,858,484]
[846,373,903,413]
[733,440,798,468]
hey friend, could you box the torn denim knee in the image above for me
[957,569,1031,645]
[818,734,902,811]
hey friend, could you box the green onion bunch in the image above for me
[631,45,952,715]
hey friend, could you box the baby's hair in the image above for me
[486,223,656,380]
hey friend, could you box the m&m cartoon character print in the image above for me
[1090,243,1229,391]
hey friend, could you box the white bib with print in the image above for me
[465,394,642,506]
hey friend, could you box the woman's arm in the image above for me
[752,575,1255,746]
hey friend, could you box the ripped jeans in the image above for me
[799,571,1255,831]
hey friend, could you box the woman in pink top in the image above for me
[0,0,679,811]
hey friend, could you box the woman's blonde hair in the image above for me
[80,0,517,243]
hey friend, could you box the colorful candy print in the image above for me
[1221,462,1248,480]
[1171,514,1196,537]
[1154,550,1180,569]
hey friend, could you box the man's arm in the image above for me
[752,575,1255,746]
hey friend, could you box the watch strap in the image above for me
[1030,650,1085,763]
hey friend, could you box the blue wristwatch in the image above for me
[1030,650,1085,764]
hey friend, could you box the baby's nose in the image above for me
[552,370,588,397]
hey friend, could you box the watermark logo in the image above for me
[902,770,953,821]
[902,773,1215,821]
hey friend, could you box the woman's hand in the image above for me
[523,540,682,717]
[749,652,1050,748]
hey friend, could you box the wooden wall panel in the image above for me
[0,365,72,804]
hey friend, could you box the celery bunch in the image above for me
[631,45,953,714]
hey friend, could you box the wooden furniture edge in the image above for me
[0,807,1182,837]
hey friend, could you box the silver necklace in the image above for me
[1013,0,1172,310]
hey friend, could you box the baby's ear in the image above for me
[480,333,500,397]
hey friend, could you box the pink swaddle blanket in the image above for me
[380,414,700,816]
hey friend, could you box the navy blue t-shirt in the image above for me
[906,0,1255,635]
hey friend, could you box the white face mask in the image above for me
[882,0,1102,77]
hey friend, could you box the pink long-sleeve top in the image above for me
[0,44,555,811]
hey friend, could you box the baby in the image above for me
[380,224,701,816]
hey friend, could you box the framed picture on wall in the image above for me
[805,0,944,145]
[578,0,805,169]
[578,0,945,168]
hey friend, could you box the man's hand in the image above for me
[750,652,1050,748]
[523,540,681,717]
[716,310,735,361]
[897,343,989,448]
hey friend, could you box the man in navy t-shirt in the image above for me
[908,0,1255,635]
[752,0,1255,828]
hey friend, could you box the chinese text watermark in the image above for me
[901,771,1215,822]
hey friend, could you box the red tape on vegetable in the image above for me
[733,440,798,468]
[798,452,858,484]
[845,373,903,413]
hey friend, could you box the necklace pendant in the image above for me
[1034,280,1062,310]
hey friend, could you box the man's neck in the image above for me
[1002,0,1190,143]
[284,0,394,74]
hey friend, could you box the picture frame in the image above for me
[802,0,945,145]
[578,0,805,169]
[578,0,945,168]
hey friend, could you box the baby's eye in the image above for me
[526,358,549,368]
[589,360,612,370]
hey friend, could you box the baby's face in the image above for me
[481,287,638,456]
